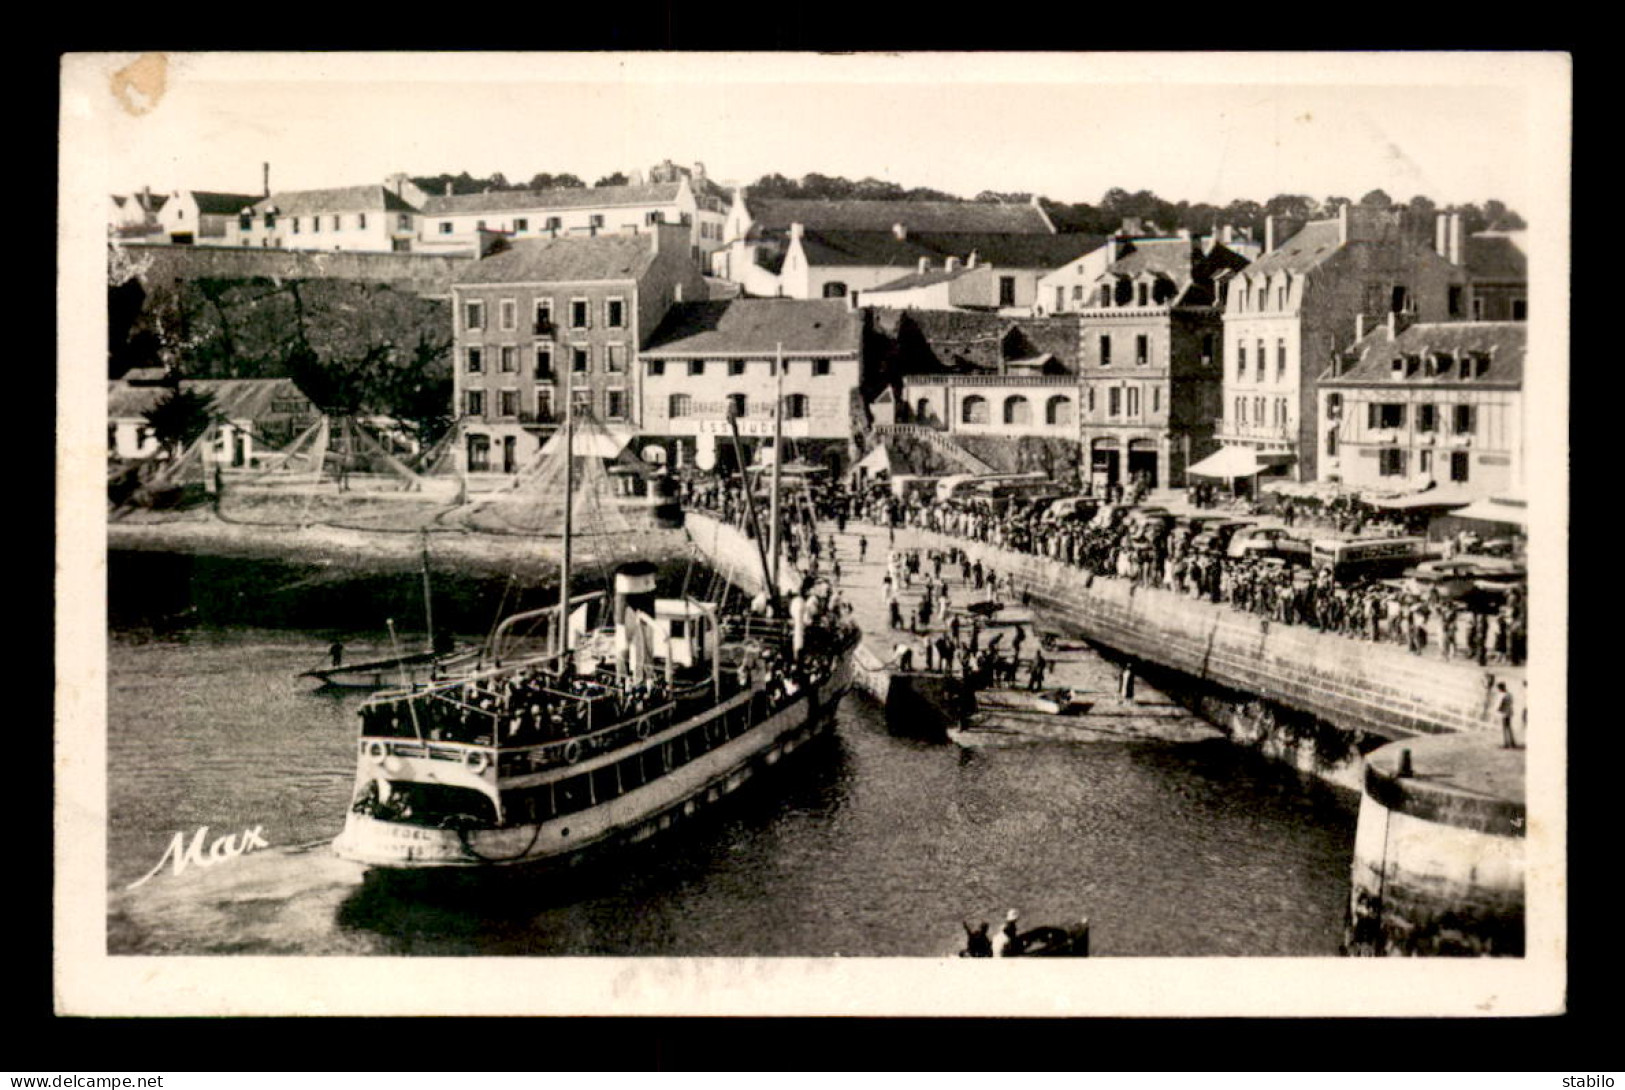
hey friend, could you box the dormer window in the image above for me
[1391,357,1406,378]
[1137,281,1149,306]
[1433,352,1454,377]
[1475,353,1490,378]
[1098,284,1112,308]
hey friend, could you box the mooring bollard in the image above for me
[1398,748,1414,779]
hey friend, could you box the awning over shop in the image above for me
[1363,483,1488,511]
[1187,446,1266,480]
[1449,495,1528,526]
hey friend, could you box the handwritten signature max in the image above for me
[127,825,268,890]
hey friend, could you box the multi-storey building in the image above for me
[1212,205,1467,484]
[156,189,262,245]
[1071,233,1251,490]
[636,298,864,473]
[231,185,421,252]
[449,223,706,474]
[415,171,728,262]
[1317,318,1523,493]
[713,194,1087,302]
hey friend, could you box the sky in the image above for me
[64,52,1564,213]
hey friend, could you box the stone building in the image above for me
[1210,205,1467,485]
[713,193,1084,302]
[636,298,864,474]
[414,173,728,263]
[448,223,705,474]
[1073,232,1253,490]
[1317,318,1523,494]
[231,185,421,253]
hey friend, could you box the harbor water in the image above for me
[107,623,1359,957]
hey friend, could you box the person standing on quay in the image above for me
[1496,681,1517,748]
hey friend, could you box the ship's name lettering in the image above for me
[126,825,269,889]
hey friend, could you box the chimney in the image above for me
[893,223,907,240]
[967,251,978,269]
[1387,309,1397,339]
[790,222,805,243]
[917,256,930,274]
[674,281,684,303]
[1435,212,1449,260]
[445,181,453,197]
[1355,313,1367,343]
[262,163,269,199]
[1107,237,1121,262]
[945,256,960,272]
[1265,214,1275,253]
[1339,202,1350,246]
[1448,213,1464,267]
[693,161,706,181]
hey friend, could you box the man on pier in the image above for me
[1027,647,1049,692]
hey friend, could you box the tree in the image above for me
[595,171,630,187]
[1358,189,1394,208]
[799,173,856,200]
[853,177,906,201]
[1481,199,1525,231]
[143,387,217,457]
[749,173,800,198]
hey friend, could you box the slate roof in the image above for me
[799,229,1102,271]
[452,233,659,285]
[1465,232,1528,282]
[108,378,311,420]
[749,198,1054,235]
[1098,237,1252,305]
[252,186,418,216]
[1322,322,1525,386]
[866,266,978,293]
[1241,218,1345,277]
[420,183,683,217]
[190,191,261,215]
[641,299,861,356]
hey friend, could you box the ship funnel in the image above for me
[613,561,659,631]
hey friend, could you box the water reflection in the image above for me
[108,626,1356,957]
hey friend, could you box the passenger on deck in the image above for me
[993,909,1023,956]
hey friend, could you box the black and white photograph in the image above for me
[57,50,1569,1017]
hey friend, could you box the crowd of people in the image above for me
[680,467,1526,670]
[359,658,674,748]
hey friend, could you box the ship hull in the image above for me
[333,657,852,871]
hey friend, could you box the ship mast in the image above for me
[767,342,785,599]
[419,529,435,653]
[559,360,574,658]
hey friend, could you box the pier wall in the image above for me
[686,513,895,718]
[906,529,1500,743]
[1345,737,1525,955]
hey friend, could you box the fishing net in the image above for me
[216,416,460,532]
[445,413,643,538]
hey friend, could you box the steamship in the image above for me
[332,360,855,871]
[331,562,856,870]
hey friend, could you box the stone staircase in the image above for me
[871,424,998,475]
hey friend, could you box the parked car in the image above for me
[1227,526,1312,563]
[1404,557,1526,601]
[1190,520,1257,555]
[1042,496,1101,524]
